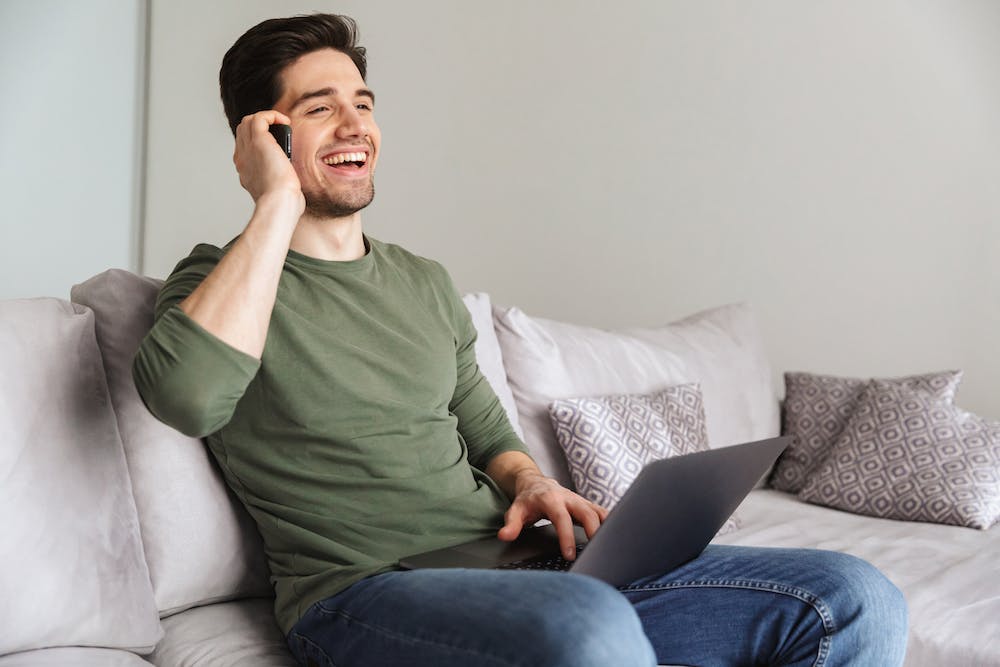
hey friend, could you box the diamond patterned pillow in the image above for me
[798,380,1000,529]
[548,384,739,535]
[770,370,963,493]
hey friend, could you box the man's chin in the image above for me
[303,186,375,220]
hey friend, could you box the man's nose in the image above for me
[336,105,368,139]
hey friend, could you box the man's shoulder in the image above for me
[370,237,449,281]
[171,240,232,274]
[152,240,232,320]
[370,238,466,327]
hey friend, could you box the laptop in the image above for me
[399,436,789,587]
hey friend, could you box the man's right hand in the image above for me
[175,110,306,359]
[233,110,305,213]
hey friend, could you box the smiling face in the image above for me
[274,48,380,220]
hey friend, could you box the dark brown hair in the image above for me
[219,14,367,135]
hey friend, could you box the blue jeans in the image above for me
[286,545,908,667]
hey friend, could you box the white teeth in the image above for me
[322,152,367,165]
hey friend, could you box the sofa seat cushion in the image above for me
[150,599,684,667]
[149,599,295,667]
[0,648,152,666]
[714,489,1000,666]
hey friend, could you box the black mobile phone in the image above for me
[269,124,292,159]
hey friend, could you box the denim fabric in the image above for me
[621,546,908,666]
[287,545,907,667]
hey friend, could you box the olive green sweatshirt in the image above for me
[133,236,527,635]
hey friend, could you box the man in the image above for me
[134,14,908,666]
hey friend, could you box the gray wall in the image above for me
[143,1,1000,418]
[0,0,145,300]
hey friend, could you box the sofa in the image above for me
[1,267,997,666]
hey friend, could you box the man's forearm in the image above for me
[178,191,299,359]
[485,450,546,500]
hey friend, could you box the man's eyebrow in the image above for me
[289,87,375,111]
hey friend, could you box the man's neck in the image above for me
[289,212,367,261]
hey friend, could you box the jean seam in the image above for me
[290,630,338,667]
[310,604,523,667]
[619,579,837,667]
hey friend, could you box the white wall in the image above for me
[0,0,145,300]
[143,0,1000,419]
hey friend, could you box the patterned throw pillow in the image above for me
[548,384,740,535]
[770,370,963,493]
[798,380,1000,529]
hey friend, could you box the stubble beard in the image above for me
[302,177,375,219]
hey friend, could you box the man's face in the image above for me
[274,48,380,219]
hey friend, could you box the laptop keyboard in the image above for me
[496,544,586,572]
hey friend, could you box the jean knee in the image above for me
[856,556,907,632]
[820,552,909,656]
[529,574,656,667]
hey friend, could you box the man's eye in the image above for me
[356,103,372,112]
[307,106,329,115]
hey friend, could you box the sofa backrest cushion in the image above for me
[624,303,781,451]
[493,305,694,485]
[493,302,780,487]
[71,270,272,617]
[0,298,162,655]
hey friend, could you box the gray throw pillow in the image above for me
[548,384,739,535]
[798,380,1000,529]
[770,370,963,493]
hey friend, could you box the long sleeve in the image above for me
[132,244,261,437]
[443,273,528,471]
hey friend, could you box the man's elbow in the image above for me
[131,359,233,439]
